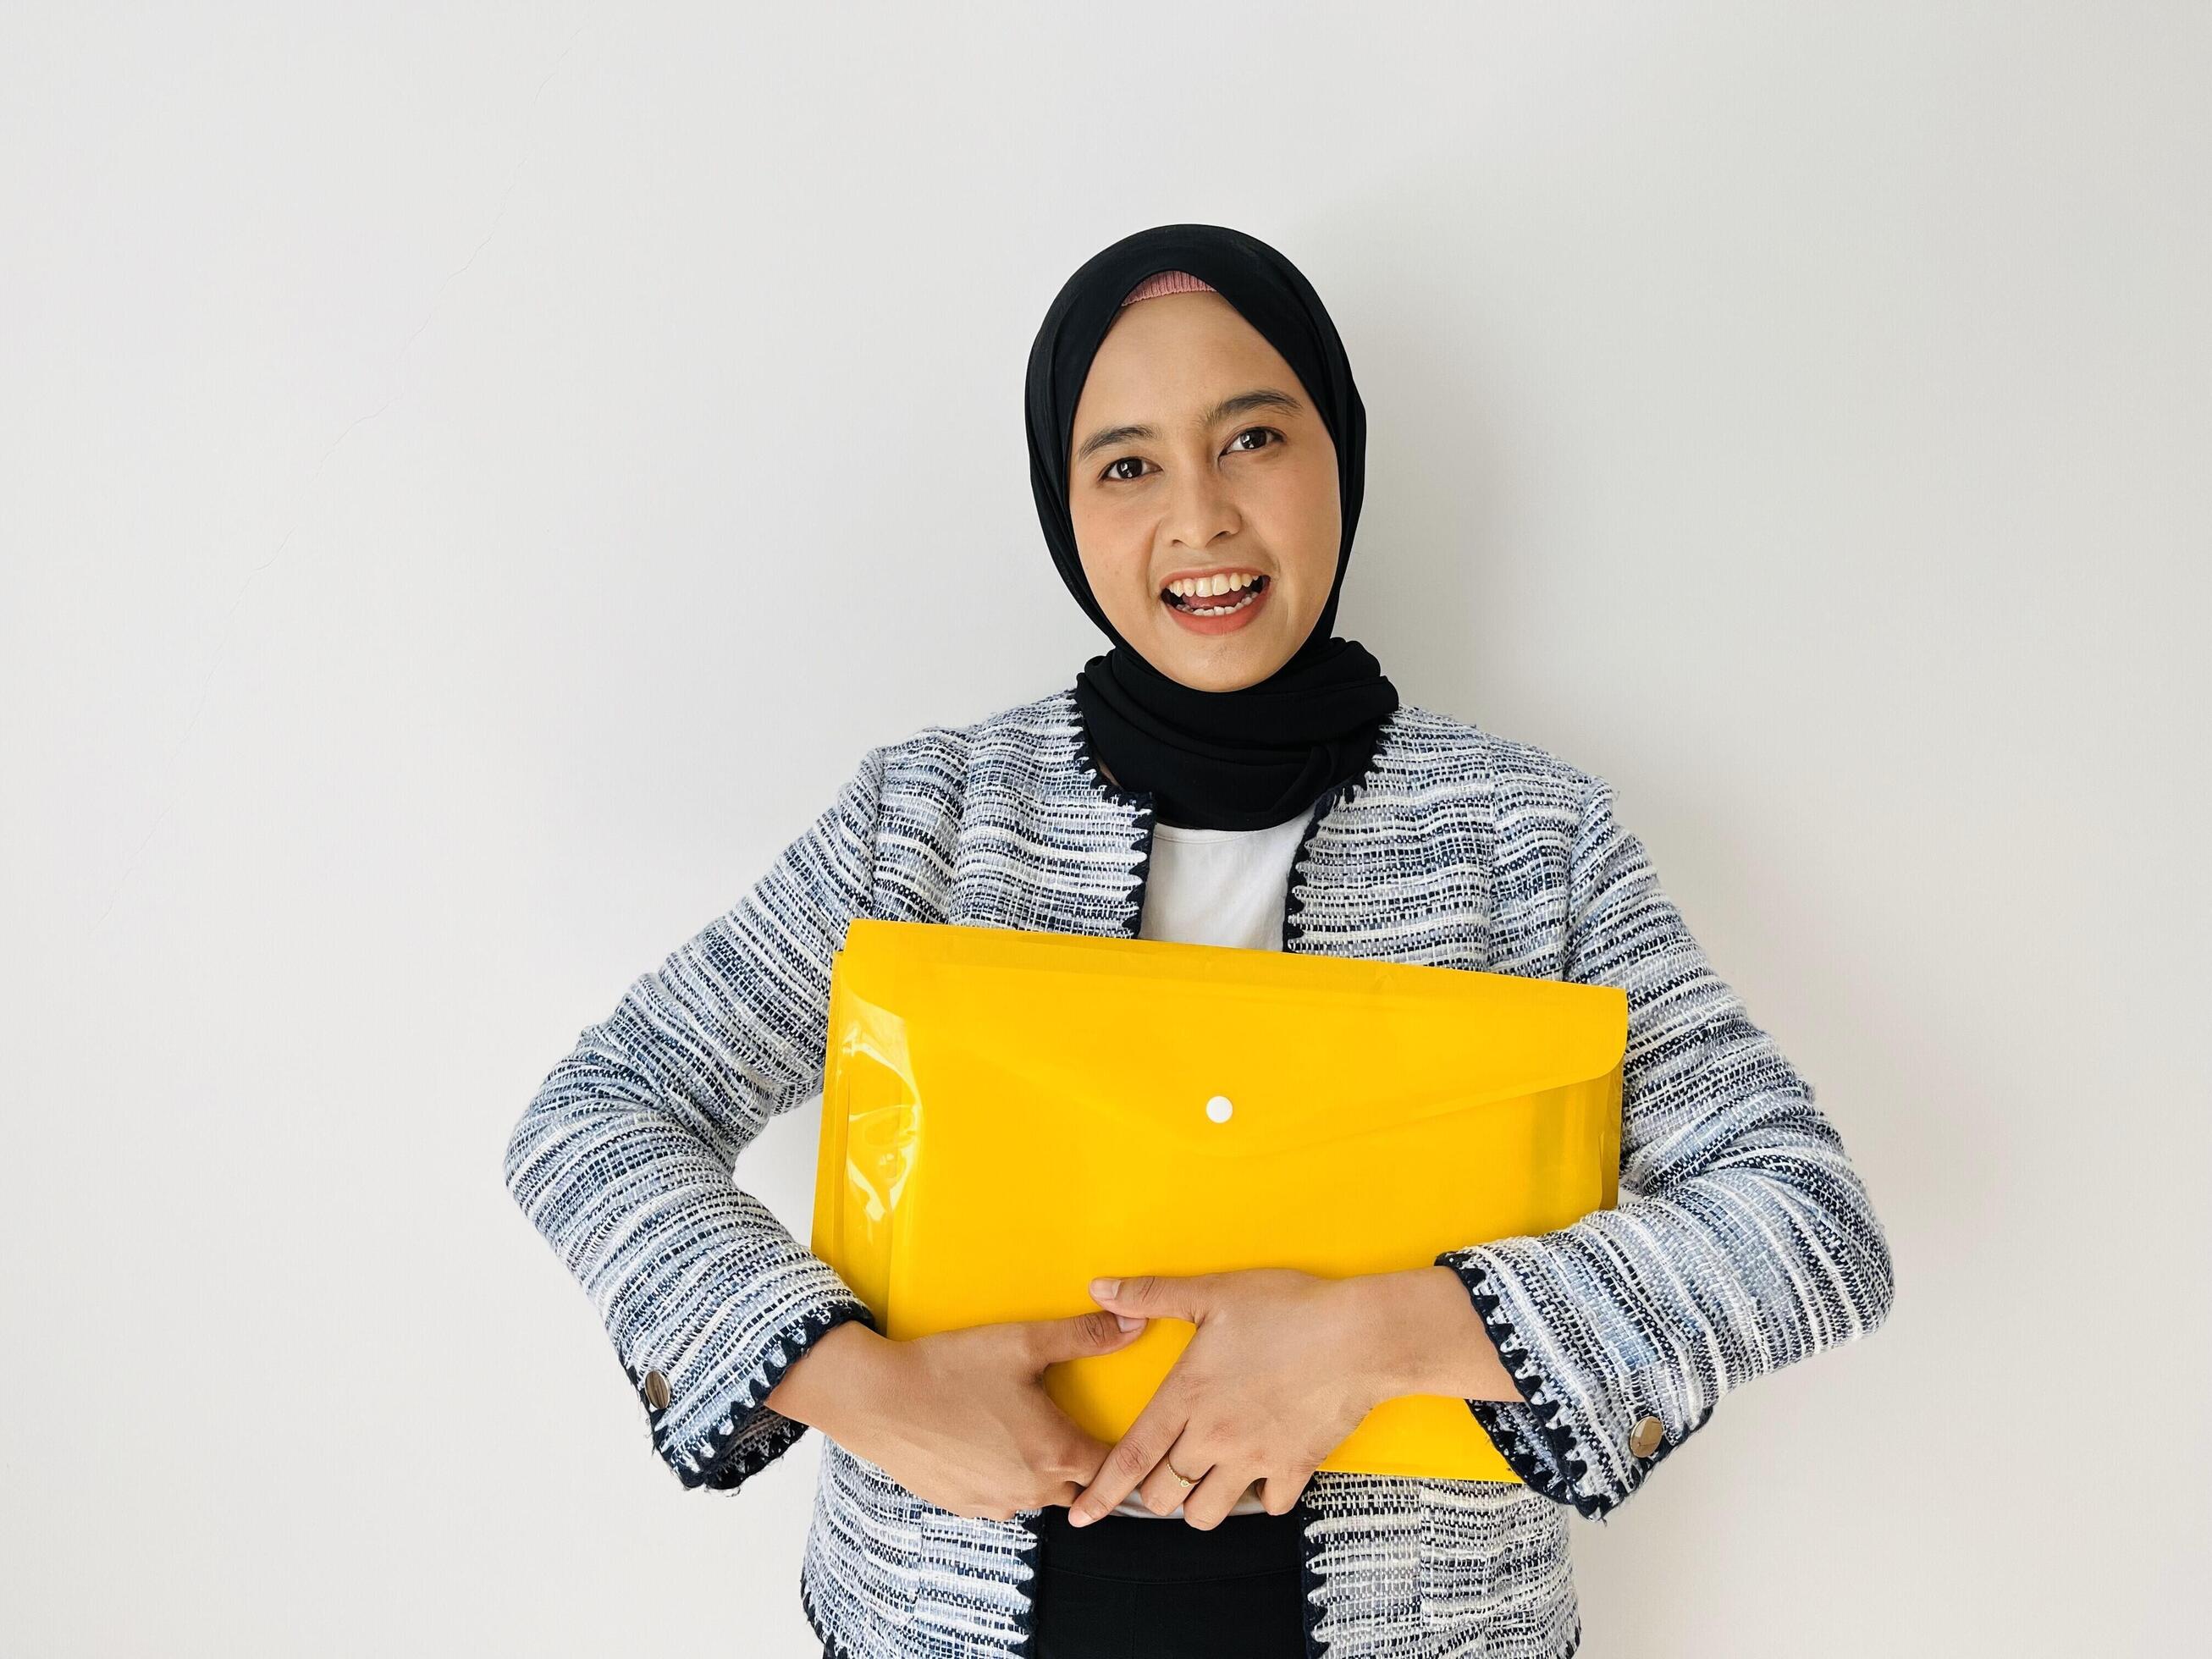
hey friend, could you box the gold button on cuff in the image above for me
[643,1369,671,1412]
[1629,1414,1664,1458]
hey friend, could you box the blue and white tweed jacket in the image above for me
[503,684,1895,1659]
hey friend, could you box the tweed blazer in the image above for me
[503,683,1895,1659]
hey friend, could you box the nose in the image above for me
[1161,455,1241,553]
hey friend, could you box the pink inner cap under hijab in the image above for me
[1119,269,1216,306]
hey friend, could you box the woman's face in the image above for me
[1067,292,1340,692]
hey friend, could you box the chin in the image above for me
[1157,645,1288,693]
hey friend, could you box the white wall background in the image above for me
[4,3,2204,1654]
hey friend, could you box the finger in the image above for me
[1256,1468,1314,1517]
[1178,1458,1256,1531]
[1090,1273,1205,1323]
[1067,1389,1191,1527]
[1130,1455,1195,1518]
[1026,1307,1145,1369]
[1134,1425,1215,1518]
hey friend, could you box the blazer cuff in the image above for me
[1433,1241,1713,1523]
[618,1234,881,1493]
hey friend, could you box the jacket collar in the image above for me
[947,686,1423,956]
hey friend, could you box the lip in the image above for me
[1160,571,1272,636]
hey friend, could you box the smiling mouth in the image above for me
[1161,574,1269,615]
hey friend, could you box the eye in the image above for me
[1097,427,1283,484]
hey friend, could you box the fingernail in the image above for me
[1090,1277,1120,1299]
[1116,1314,1142,1331]
[1069,1507,1091,1527]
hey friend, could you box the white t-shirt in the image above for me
[1108,809,1312,1520]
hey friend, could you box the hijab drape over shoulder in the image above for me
[1024,223,1400,830]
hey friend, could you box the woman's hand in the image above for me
[774,1309,1149,1522]
[1064,1269,1408,1529]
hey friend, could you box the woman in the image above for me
[503,223,1895,1659]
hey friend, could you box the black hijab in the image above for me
[1025,223,1400,830]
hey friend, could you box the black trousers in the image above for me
[1024,1502,1307,1658]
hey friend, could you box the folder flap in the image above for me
[832,918,1625,1133]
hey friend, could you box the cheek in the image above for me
[1074,489,1144,539]
[1072,502,1152,581]
[1072,532,1152,618]
[1258,467,1342,588]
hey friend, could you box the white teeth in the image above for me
[1167,572,1259,598]
[1182,587,1259,617]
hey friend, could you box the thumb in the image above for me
[1028,1307,1147,1367]
[1089,1274,1205,1322]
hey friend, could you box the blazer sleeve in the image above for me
[1432,775,1895,1522]
[502,743,891,1493]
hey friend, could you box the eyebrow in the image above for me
[1073,388,1305,466]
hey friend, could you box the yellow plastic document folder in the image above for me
[810,918,1627,1484]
